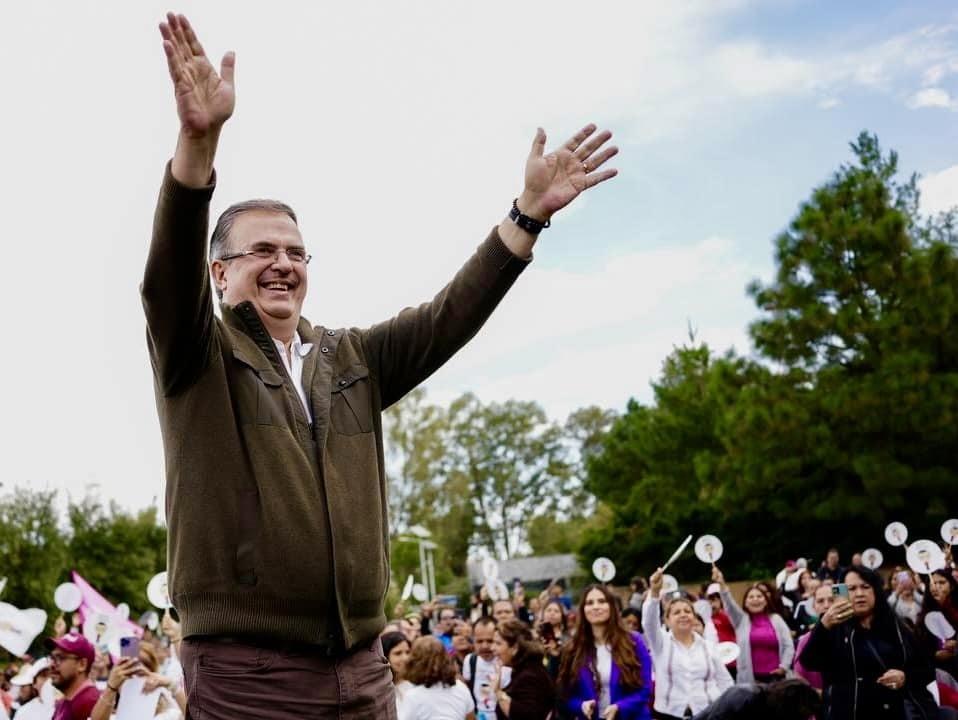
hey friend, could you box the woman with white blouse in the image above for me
[399,636,475,720]
[643,568,733,720]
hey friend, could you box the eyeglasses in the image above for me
[219,246,311,265]
[50,652,79,665]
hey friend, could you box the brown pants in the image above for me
[181,635,397,719]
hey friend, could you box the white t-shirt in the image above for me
[395,680,415,715]
[399,680,474,720]
[161,650,185,692]
[7,697,51,720]
[597,644,613,712]
[462,653,499,713]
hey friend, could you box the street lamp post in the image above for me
[400,525,438,601]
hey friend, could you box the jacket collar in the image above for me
[222,302,320,358]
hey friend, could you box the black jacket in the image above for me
[497,654,556,720]
[799,614,938,720]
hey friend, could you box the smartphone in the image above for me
[540,623,555,642]
[119,636,141,659]
[832,583,849,599]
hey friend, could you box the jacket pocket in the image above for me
[196,639,274,676]
[330,365,373,435]
[233,349,287,427]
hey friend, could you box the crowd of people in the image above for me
[0,611,187,720]
[1,547,956,719]
[373,547,958,720]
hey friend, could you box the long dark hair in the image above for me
[539,598,569,634]
[556,584,643,698]
[920,568,958,625]
[756,581,788,617]
[842,565,897,631]
[380,631,410,682]
[741,583,774,617]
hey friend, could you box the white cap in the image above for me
[10,657,51,686]
[706,583,722,597]
[796,558,808,569]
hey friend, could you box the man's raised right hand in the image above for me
[160,13,234,138]
[160,13,234,186]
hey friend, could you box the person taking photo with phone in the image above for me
[536,599,570,679]
[799,565,939,720]
[90,642,186,720]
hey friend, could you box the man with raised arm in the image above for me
[143,12,618,719]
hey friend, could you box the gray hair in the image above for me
[209,199,299,299]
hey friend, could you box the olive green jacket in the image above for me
[142,165,528,649]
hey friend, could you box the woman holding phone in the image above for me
[799,565,939,720]
[536,598,570,679]
[710,565,794,684]
[90,642,186,720]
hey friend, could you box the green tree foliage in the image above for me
[740,132,958,534]
[583,133,958,579]
[444,393,572,560]
[527,504,613,556]
[0,491,166,614]
[0,489,167,658]
[67,498,167,619]
[0,489,67,612]
[384,392,613,589]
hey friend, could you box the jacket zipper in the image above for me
[233,303,311,442]
[850,627,858,720]
[896,620,929,720]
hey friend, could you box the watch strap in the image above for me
[509,198,550,234]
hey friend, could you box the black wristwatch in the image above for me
[509,198,550,234]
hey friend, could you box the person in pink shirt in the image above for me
[711,566,794,685]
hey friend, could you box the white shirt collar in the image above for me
[273,333,314,359]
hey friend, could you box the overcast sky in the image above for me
[3,0,958,514]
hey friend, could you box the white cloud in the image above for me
[907,87,957,110]
[922,54,958,87]
[710,42,817,98]
[694,23,958,115]
[419,235,761,418]
[920,164,958,215]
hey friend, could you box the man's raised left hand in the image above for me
[517,124,618,222]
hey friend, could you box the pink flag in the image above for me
[71,570,143,639]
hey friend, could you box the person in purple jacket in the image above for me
[557,584,652,720]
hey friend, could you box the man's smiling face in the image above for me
[211,210,308,326]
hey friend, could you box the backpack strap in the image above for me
[467,653,479,709]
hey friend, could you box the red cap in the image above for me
[45,632,96,668]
